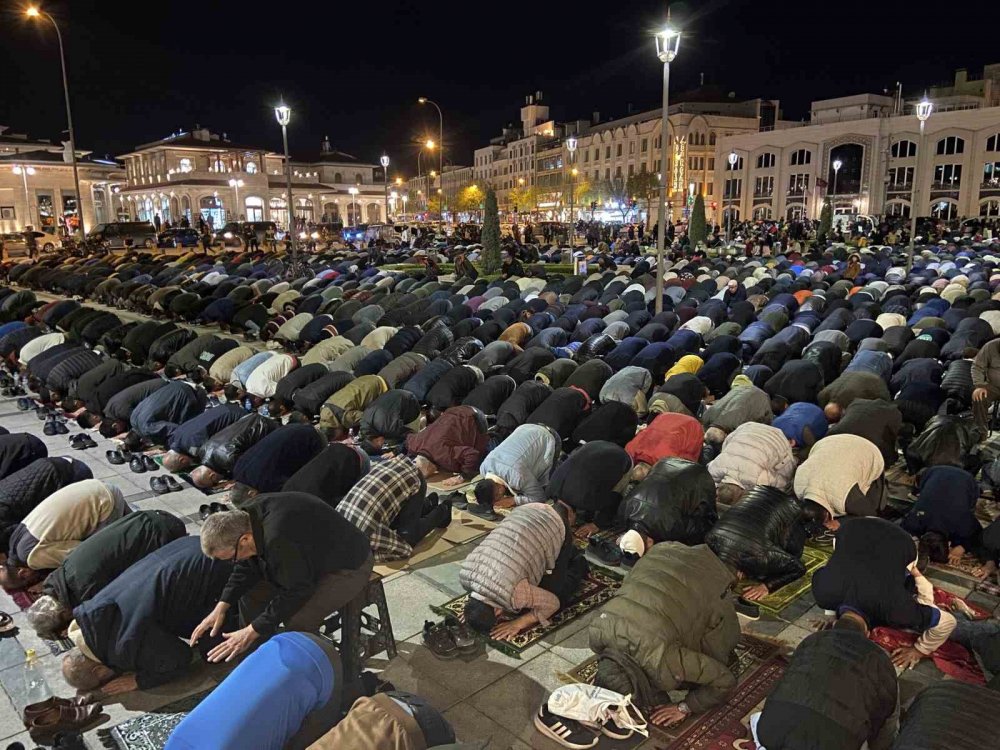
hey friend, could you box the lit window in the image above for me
[179,158,192,173]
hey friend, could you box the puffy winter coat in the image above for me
[705,486,808,591]
[427,365,483,412]
[495,380,552,437]
[439,336,484,366]
[459,503,565,612]
[757,630,897,750]
[463,374,517,416]
[201,413,278,476]
[708,423,796,492]
[167,403,247,458]
[904,413,984,474]
[890,682,1000,749]
[479,423,561,504]
[589,543,738,713]
[147,327,197,367]
[701,385,773,433]
[526,386,591,440]
[45,349,104,396]
[377,352,427,389]
[0,457,91,547]
[547,441,632,525]
[291,371,355,417]
[599,366,652,415]
[626,413,703,465]
[405,406,488,478]
[360,389,421,442]
[320,375,389,431]
[619,458,717,544]
[402,358,453,403]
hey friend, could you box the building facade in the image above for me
[714,64,1000,223]
[0,126,124,234]
[116,129,390,229]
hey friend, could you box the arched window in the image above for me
[891,140,917,158]
[178,158,193,173]
[725,156,744,171]
[790,149,811,166]
[355,173,363,184]
[323,203,340,222]
[269,197,288,227]
[246,162,258,174]
[936,136,965,155]
[366,203,381,223]
[785,204,805,221]
[981,199,1000,218]
[752,205,772,220]
[334,173,343,183]
[987,134,1000,152]
[931,199,958,220]
[295,197,314,221]
[885,200,910,218]
[245,196,264,222]
[181,195,191,220]
[708,132,717,146]
[756,152,776,169]
[828,144,864,196]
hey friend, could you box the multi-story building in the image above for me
[714,64,1000,223]
[0,126,124,234]
[116,128,388,229]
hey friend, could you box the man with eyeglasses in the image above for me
[191,492,373,664]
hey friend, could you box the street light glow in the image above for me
[25,6,40,16]
[833,159,843,171]
[728,151,738,167]
[395,177,403,186]
[655,24,680,63]
[274,104,291,126]
[425,140,435,150]
[916,96,934,122]
[348,187,359,195]
[380,155,390,168]
[228,178,244,188]
[418,97,428,104]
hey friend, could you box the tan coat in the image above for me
[22,479,125,570]
[208,345,255,383]
[301,336,356,367]
[793,434,884,517]
[308,694,424,750]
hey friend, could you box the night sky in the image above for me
[1,0,995,176]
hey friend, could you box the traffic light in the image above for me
[590,201,598,211]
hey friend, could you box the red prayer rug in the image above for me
[870,627,985,685]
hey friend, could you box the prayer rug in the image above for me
[871,626,985,685]
[975,578,1000,598]
[430,567,623,659]
[1,582,74,655]
[561,634,780,687]
[930,553,992,582]
[737,546,831,616]
[96,690,210,750]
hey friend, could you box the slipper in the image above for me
[78,434,97,449]
[422,620,458,660]
[164,476,184,493]
[69,434,91,451]
[150,476,170,495]
[106,450,128,465]
[142,455,158,472]
[444,615,478,654]
[43,420,58,436]
[129,456,146,473]
[199,504,213,521]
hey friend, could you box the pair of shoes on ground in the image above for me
[15,397,35,411]
[535,702,641,749]
[69,433,97,450]
[423,493,454,530]
[199,502,230,520]
[1,385,24,397]
[422,616,478,659]
[35,406,57,421]
[585,536,639,568]
[464,497,501,521]
[23,696,101,745]
[129,454,159,474]
[105,449,132,465]
[150,475,184,495]
[43,416,69,436]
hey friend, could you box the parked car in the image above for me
[85,221,157,250]
[213,221,277,247]
[157,227,201,248]
[0,230,62,257]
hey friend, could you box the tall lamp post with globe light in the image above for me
[274,103,296,257]
[726,151,738,243]
[832,159,843,200]
[908,96,934,271]
[654,18,680,314]
[25,6,85,235]
[380,155,390,223]
[12,165,36,229]
[566,137,578,242]
[228,178,244,221]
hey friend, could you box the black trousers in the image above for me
[539,526,590,607]
[390,481,448,549]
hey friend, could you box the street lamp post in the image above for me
[26,6,85,236]
[654,19,680,314]
[349,187,359,227]
[390,191,399,218]
[726,151,738,243]
[908,96,934,272]
[832,158,842,200]
[566,137,578,244]
[227,178,244,221]
[418,97,444,198]
[402,193,409,218]
[12,165,36,229]
[274,104,296,258]
[380,155,390,222]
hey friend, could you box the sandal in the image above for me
[0,612,17,638]
[422,620,458,660]
[444,615,479,654]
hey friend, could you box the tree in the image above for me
[818,202,833,243]
[454,186,482,215]
[507,185,536,215]
[481,187,501,274]
[627,172,659,221]
[689,193,707,247]
[606,176,631,222]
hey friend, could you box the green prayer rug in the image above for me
[738,545,831,615]
[431,566,623,658]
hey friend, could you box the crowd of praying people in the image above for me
[3,227,1000,748]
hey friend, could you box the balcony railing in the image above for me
[754,190,774,199]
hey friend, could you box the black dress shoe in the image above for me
[43,419,58,436]
[106,450,127,465]
[142,455,158,472]
[150,476,169,495]
[164,475,184,493]
[587,536,622,566]
[129,456,146,473]
[54,420,69,435]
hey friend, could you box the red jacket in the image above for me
[405,406,488,478]
[625,412,703,465]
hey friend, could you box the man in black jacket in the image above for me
[752,614,898,750]
[60,536,233,698]
[705,486,809,602]
[27,510,187,639]
[190,492,374,663]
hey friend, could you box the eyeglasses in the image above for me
[230,538,241,564]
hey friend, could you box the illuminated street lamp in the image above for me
[348,186,359,227]
[12,165,37,229]
[654,16,680,314]
[566,137,578,240]
[832,158,843,198]
[227,178,244,220]
[380,154,390,222]
[401,193,409,217]
[274,103,296,256]
[26,6,84,235]
[725,151,739,243]
[908,95,934,271]
[417,97,444,190]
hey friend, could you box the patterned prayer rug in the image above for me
[95,690,210,750]
[737,546,831,616]
[975,578,1000,598]
[870,626,985,685]
[430,567,623,658]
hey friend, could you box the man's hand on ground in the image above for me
[206,624,260,663]
[948,545,966,566]
[439,475,466,488]
[741,583,770,601]
[891,646,927,670]
[573,522,599,540]
[83,673,138,700]
[649,704,689,727]
[190,601,230,645]
[494,495,516,510]
[489,613,535,642]
[973,561,997,580]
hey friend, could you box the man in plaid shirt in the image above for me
[337,455,452,562]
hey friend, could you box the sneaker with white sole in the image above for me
[534,704,599,749]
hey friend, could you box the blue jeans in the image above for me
[950,615,1000,679]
